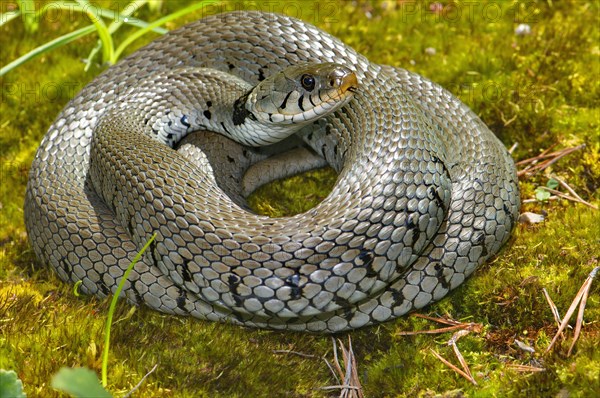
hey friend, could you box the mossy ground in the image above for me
[1,1,599,397]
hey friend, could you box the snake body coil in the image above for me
[25,11,519,333]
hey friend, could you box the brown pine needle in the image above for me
[412,313,462,325]
[545,267,599,355]
[322,337,364,398]
[506,363,546,372]
[272,350,317,359]
[538,186,598,209]
[430,348,477,385]
[542,287,565,328]
[568,267,597,356]
[398,314,481,385]
[449,330,475,383]
[397,313,483,335]
[551,175,587,203]
[516,144,585,177]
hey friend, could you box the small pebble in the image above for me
[514,339,535,353]
[515,23,532,36]
[518,212,545,224]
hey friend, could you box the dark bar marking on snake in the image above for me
[228,274,243,306]
[280,91,293,109]
[432,155,450,179]
[297,94,305,111]
[406,213,421,245]
[427,185,446,212]
[99,278,110,296]
[232,91,252,125]
[474,231,488,257]
[127,217,136,238]
[333,296,354,320]
[391,288,405,307]
[150,240,160,266]
[176,289,187,310]
[358,249,377,278]
[220,122,230,134]
[434,263,450,290]
[504,202,516,226]
[180,260,192,282]
[285,274,302,300]
[60,258,72,280]
[131,281,143,305]
[203,110,212,120]
[258,68,265,81]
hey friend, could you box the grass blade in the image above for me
[0,24,96,76]
[101,233,157,387]
[112,0,215,63]
[75,0,113,64]
[16,0,38,32]
[85,0,149,70]
[0,9,21,26]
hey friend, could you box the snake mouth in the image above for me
[340,72,359,95]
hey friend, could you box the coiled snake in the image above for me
[25,11,519,333]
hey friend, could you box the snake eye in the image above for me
[300,74,315,91]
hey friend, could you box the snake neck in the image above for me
[103,67,322,149]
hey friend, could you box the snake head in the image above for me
[247,62,358,125]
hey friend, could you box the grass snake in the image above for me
[25,11,520,333]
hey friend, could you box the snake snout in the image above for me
[330,68,358,94]
[329,67,359,95]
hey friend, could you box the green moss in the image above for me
[1,1,598,397]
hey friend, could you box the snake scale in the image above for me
[25,11,520,333]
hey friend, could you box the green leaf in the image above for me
[52,367,112,398]
[547,178,559,189]
[0,369,26,398]
[535,187,551,202]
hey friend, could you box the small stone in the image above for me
[515,23,532,36]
